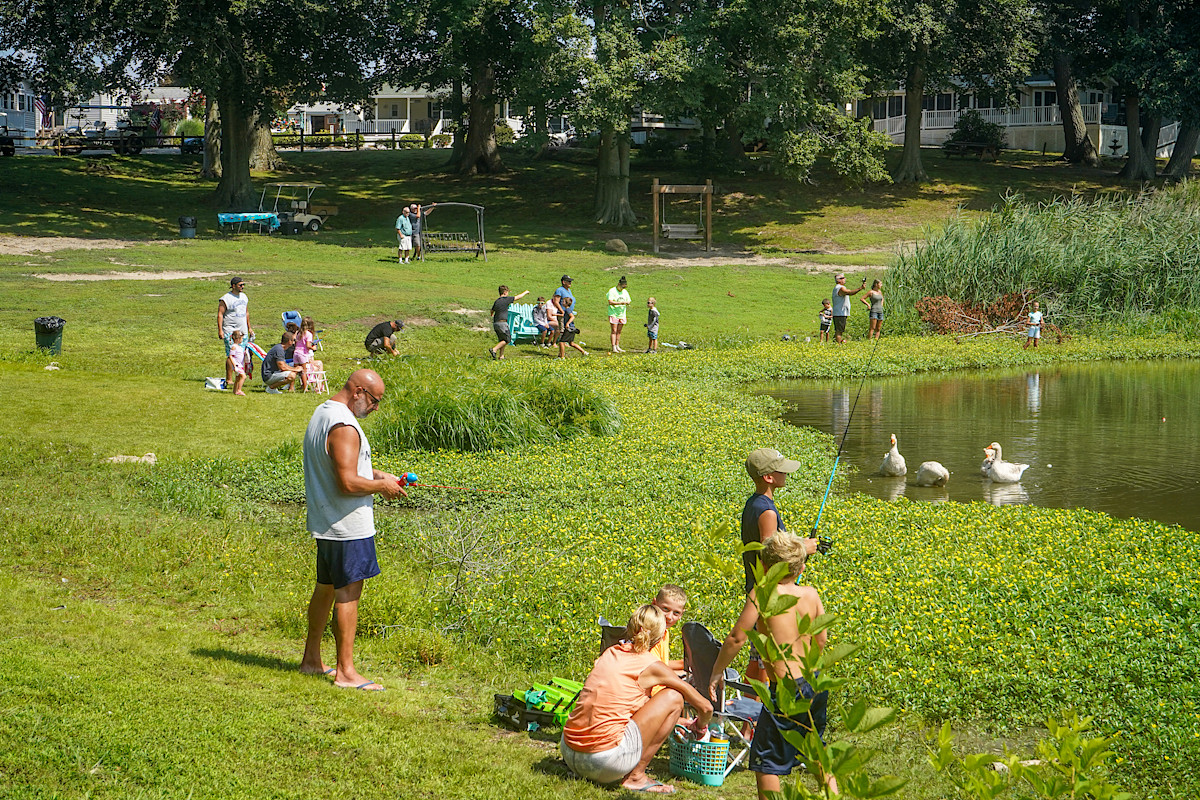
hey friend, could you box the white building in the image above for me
[0,81,43,135]
[287,86,527,137]
[861,78,1189,159]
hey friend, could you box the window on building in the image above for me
[1033,91,1057,107]
[936,93,953,111]
[888,95,904,117]
[390,103,398,118]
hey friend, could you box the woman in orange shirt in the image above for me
[561,605,713,793]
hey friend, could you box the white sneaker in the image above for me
[265,387,282,394]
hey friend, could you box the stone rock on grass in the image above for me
[605,238,628,254]
[105,453,157,465]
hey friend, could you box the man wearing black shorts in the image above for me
[488,285,529,360]
[365,319,403,355]
[831,273,866,344]
[300,369,406,691]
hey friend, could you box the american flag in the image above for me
[35,95,52,129]
[149,106,162,132]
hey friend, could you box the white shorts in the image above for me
[560,721,642,784]
[398,234,412,249]
[1028,326,1041,339]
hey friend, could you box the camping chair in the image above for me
[282,310,323,351]
[681,621,762,777]
[598,616,628,655]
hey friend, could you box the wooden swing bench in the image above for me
[651,178,713,253]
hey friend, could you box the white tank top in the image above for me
[221,291,249,335]
[303,400,375,541]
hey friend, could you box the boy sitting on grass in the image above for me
[710,532,838,799]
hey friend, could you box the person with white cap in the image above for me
[739,448,822,683]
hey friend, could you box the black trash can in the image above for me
[34,316,66,354]
[178,215,197,238]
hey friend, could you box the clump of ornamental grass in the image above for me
[369,358,620,452]
[890,180,1200,332]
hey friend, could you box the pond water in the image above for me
[760,359,1200,530]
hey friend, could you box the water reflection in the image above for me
[760,359,1200,530]
[981,481,1031,506]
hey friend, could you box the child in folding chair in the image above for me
[649,585,686,695]
[709,533,838,799]
[562,605,713,794]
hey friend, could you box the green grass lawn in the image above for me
[2,152,1196,800]
[0,145,1146,255]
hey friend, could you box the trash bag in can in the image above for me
[178,215,197,238]
[34,316,66,354]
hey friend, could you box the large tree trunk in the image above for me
[723,118,750,168]
[451,62,504,175]
[531,101,551,159]
[1052,52,1100,167]
[1140,113,1161,157]
[249,112,282,171]
[202,96,221,179]
[595,126,636,226]
[213,80,257,210]
[448,76,466,166]
[892,43,929,183]
[1162,123,1199,180]
[1118,90,1156,181]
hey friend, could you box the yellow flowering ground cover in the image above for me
[177,342,1200,796]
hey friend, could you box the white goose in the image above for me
[980,448,996,477]
[879,433,907,477]
[914,461,950,487]
[984,442,1030,483]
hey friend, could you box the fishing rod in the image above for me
[810,330,885,554]
[395,472,509,495]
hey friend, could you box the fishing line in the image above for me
[810,331,885,548]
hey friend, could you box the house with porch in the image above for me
[859,76,1189,159]
[287,86,528,137]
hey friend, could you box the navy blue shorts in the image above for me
[748,679,828,776]
[315,537,381,589]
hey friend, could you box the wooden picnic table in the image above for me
[943,141,999,161]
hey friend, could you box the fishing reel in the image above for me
[397,472,419,488]
[817,536,833,555]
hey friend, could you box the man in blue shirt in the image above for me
[553,275,576,329]
[395,208,414,264]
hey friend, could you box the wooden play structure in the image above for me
[651,178,713,254]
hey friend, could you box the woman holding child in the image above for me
[561,605,713,794]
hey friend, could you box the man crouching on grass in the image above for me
[299,369,406,691]
[709,532,839,798]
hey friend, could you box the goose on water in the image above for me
[983,442,1030,483]
[879,433,907,477]
[914,461,950,487]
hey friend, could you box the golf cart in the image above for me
[258,182,338,232]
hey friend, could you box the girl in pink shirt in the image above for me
[293,316,316,391]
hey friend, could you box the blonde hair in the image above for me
[625,604,666,653]
[655,584,686,605]
[762,532,808,576]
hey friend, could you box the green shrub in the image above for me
[367,359,620,452]
[429,133,451,148]
[639,135,680,165]
[399,133,425,150]
[945,109,1007,152]
[891,181,1200,329]
[174,118,204,138]
[494,121,516,145]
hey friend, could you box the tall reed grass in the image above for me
[369,359,620,452]
[890,180,1200,329]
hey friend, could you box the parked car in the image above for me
[180,137,204,154]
